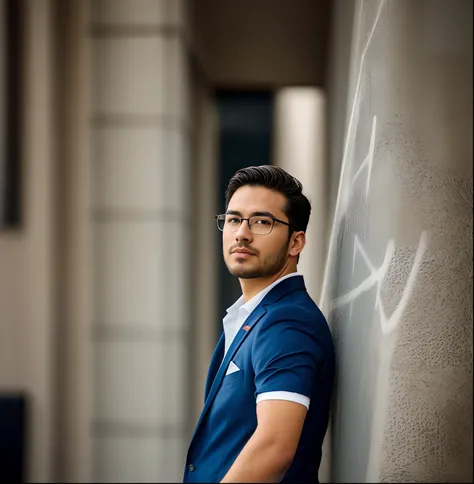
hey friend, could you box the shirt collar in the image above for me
[225,295,245,315]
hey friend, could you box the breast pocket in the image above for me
[221,369,245,387]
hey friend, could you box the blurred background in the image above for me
[0,0,472,482]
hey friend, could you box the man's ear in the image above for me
[289,231,306,257]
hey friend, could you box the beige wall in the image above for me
[88,0,193,481]
[0,0,57,481]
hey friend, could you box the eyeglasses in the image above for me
[215,214,290,235]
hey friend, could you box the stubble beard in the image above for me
[226,241,289,279]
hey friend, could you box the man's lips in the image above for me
[231,248,256,256]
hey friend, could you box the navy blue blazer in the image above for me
[183,276,335,483]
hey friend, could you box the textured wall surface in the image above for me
[321,0,473,482]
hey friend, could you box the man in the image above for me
[184,165,335,483]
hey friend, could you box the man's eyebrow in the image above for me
[225,210,277,218]
[251,211,277,218]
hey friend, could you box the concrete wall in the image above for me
[324,0,356,228]
[0,1,57,481]
[322,0,473,481]
[88,0,192,481]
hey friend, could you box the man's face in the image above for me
[223,185,291,279]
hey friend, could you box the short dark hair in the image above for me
[225,165,311,234]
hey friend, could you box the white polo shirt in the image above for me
[222,272,310,409]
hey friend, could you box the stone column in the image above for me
[274,88,328,302]
[89,1,191,481]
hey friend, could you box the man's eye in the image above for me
[227,218,240,224]
[254,218,271,225]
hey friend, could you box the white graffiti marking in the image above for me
[349,115,377,199]
[332,231,428,335]
[320,0,387,310]
[319,0,427,338]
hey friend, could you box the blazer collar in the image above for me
[240,272,302,315]
[255,274,305,308]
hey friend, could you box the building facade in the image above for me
[0,0,472,482]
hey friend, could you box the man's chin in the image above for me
[230,270,261,279]
[227,263,261,279]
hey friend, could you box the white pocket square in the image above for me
[225,361,240,376]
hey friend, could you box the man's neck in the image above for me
[239,264,298,303]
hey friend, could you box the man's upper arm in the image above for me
[255,399,308,460]
[252,318,320,398]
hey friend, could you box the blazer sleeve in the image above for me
[251,318,321,399]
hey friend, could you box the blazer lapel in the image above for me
[209,304,267,397]
[191,304,267,441]
[204,332,225,400]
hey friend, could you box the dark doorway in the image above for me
[214,90,274,337]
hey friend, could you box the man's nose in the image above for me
[235,219,253,241]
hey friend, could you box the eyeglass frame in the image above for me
[215,212,291,235]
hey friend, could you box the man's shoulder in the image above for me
[251,293,335,366]
[258,292,329,336]
[267,288,323,316]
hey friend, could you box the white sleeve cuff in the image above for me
[256,391,310,409]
